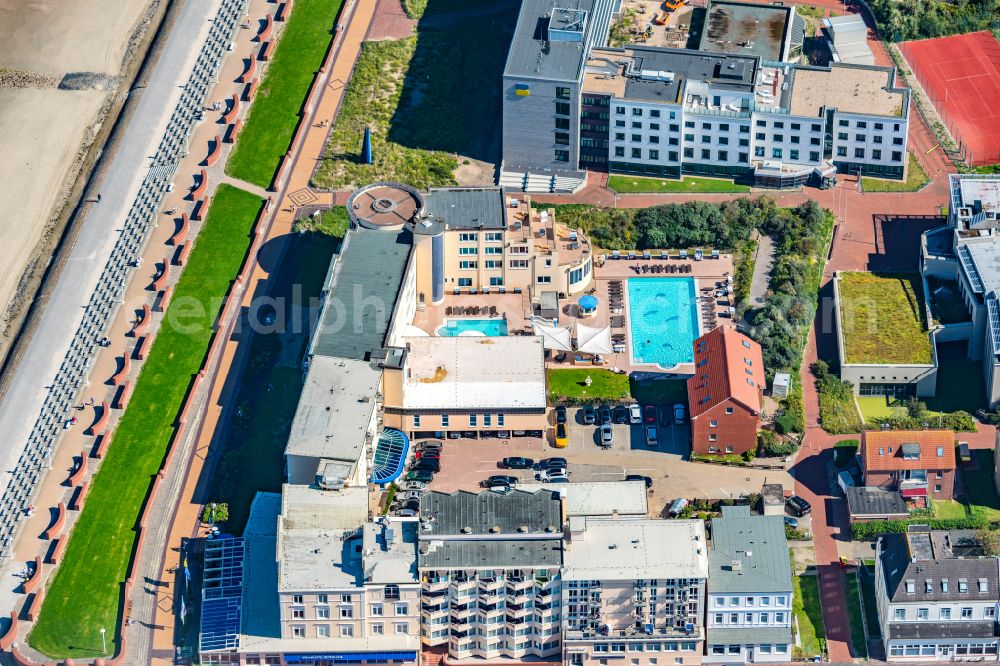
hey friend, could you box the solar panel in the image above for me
[370,428,410,485]
[987,298,1000,356]
[199,537,245,653]
[958,246,985,293]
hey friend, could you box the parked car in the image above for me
[538,457,567,469]
[487,481,512,494]
[396,500,420,517]
[644,425,659,447]
[542,474,568,483]
[582,404,596,425]
[786,495,812,517]
[413,459,440,473]
[502,456,534,469]
[613,405,629,424]
[599,422,613,447]
[626,474,653,489]
[539,467,568,482]
[628,403,642,424]
[405,470,433,483]
[673,403,686,424]
[400,490,423,501]
[415,449,441,460]
[784,516,799,529]
[554,423,569,448]
[643,405,657,424]
[555,405,567,424]
[419,439,443,451]
[598,405,613,424]
[403,481,427,491]
[484,475,519,487]
[667,497,689,516]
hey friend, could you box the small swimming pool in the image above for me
[627,278,699,368]
[436,318,509,337]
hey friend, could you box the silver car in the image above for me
[599,422,613,447]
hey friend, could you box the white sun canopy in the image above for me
[576,322,613,355]
[533,321,573,351]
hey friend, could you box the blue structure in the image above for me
[361,127,373,165]
[370,428,409,486]
[578,293,598,316]
[199,537,245,652]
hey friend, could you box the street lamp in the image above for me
[100,627,106,654]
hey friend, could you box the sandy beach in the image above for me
[0,0,156,343]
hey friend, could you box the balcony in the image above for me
[423,578,449,592]
[480,578,505,592]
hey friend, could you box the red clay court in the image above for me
[899,30,1000,166]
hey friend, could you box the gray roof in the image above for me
[880,530,1000,603]
[887,621,1000,640]
[708,505,792,594]
[419,188,505,231]
[362,519,419,585]
[619,47,758,103]
[699,0,794,61]
[503,0,612,81]
[846,486,908,518]
[419,539,563,569]
[309,227,413,360]
[706,626,792,645]
[419,489,563,537]
[240,492,282,644]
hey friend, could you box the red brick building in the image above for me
[687,327,765,456]
[861,430,957,501]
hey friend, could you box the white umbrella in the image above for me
[576,322,613,355]
[532,321,573,351]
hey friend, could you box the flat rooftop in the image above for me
[699,0,793,61]
[708,505,791,594]
[789,64,905,117]
[401,336,547,410]
[517,480,648,516]
[285,356,381,462]
[419,539,564,569]
[240,492,282,651]
[504,0,609,82]
[837,272,934,366]
[420,489,563,537]
[564,517,708,581]
[959,176,1000,213]
[419,187,505,231]
[362,519,419,585]
[309,227,413,361]
[584,46,758,103]
[276,485,369,592]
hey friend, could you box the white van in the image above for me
[837,471,855,495]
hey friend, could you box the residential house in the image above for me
[705,505,793,664]
[874,527,1000,661]
[861,430,957,503]
[687,327,766,457]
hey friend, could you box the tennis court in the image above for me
[899,30,1000,166]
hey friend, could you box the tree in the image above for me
[977,529,999,556]
[202,502,230,525]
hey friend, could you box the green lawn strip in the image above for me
[793,574,827,659]
[29,185,262,658]
[932,499,970,520]
[862,153,928,192]
[226,0,345,188]
[860,564,882,639]
[629,377,686,405]
[833,439,859,468]
[838,272,933,365]
[547,368,631,403]
[607,174,751,194]
[844,572,869,659]
[960,450,1000,521]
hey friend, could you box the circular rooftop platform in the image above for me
[347,182,423,230]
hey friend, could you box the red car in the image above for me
[643,405,657,424]
[416,449,441,460]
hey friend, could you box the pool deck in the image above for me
[408,254,734,376]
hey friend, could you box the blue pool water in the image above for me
[627,278,699,368]
[437,318,509,336]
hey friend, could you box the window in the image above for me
[838,132,848,141]
[632,122,642,129]
[632,148,642,159]
[555,132,569,145]
[372,623,384,635]
[483,414,492,427]
[441,414,449,427]
[774,121,784,129]
[719,137,728,145]
[650,109,661,118]
[755,146,765,157]
[959,579,969,593]
[649,150,659,160]
[738,138,749,146]
[710,420,718,428]
[292,625,305,637]
[685,121,695,128]
[556,86,570,99]
[555,102,570,116]
[962,607,974,619]
[839,119,849,127]
[772,148,782,158]
[395,622,409,634]
[739,152,748,163]
[615,132,625,141]
[810,137,821,145]
[458,261,477,270]
[458,247,477,255]
[917,608,929,620]
[701,149,711,159]
[714,613,724,623]
[340,606,354,619]
[615,120,626,128]
[293,595,304,604]
[701,122,711,130]
[756,120,766,127]
[292,608,305,619]
[683,147,694,158]
[760,612,769,622]
[856,120,867,128]
[497,413,504,426]
[729,613,738,623]
[837,146,847,157]
[317,624,330,637]
[874,135,883,144]
[537,275,552,284]
[790,135,800,144]
[812,123,821,132]
[615,146,625,157]
[894,608,905,620]
[632,134,642,142]
[810,151,820,162]
[554,149,569,162]
[725,407,734,415]
[940,607,952,619]
[739,125,750,133]
[650,136,659,144]
[709,434,718,442]
[650,123,660,130]
[773,134,784,142]
[718,150,728,161]
[317,606,330,619]
[633,108,643,116]
[555,117,569,130]
[469,414,477,427]
[892,151,903,161]
[855,133,865,142]
[761,597,770,606]
[457,277,471,287]
[340,625,354,637]
[616,106,625,115]
[684,133,695,142]
[701,135,711,144]
[790,150,799,161]
[986,607,996,618]
[755,132,765,141]
[774,612,785,622]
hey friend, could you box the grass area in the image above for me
[293,206,350,237]
[793,574,827,660]
[796,4,838,18]
[226,0,344,188]
[314,0,516,189]
[961,449,1000,521]
[607,174,751,194]
[926,276,971,325]
[860,564,881,639]
[862,153,929,192]
[547,368,631,403]
[845,572,869,659]
[933,499,970,520]
[817,378,863,434]
[834,439,859,468]
[973,163,1000,174]
[29,186,262,658]
[838,272,933,365]
[629,377,687,406]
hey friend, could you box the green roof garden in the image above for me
[838,272,934,366]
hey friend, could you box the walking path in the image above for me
[747,233,774,308]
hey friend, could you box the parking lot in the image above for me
[418,406,794,515]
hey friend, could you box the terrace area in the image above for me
[837,272,934,365]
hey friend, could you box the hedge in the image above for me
[852,515,988,540]
[863,410,977,433]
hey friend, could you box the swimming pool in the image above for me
[436,318,509,336]
[627,278,699,368]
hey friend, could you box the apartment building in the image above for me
[921,174,1000,407]
[381,335,548,439]
[875,527,1000,661]
[418,489,564,661]
[861,430,957,502]
[562,517,709,666]
[687,327,766,457]
[500,0,909,191]
[705,505,793,664]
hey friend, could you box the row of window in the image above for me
[289,600,410,620]
[835,146,904,161]
[755,132,821,145]
[712,594,787,607]
[458,246,503,255]
[615,107,677,120]
[836,132,904,145]
[614,121,681,132]
[888,642,998,657]
[289,621,410,638]
[710,643,789,655]
[455,277,505,287]
[711,611,787,624]
[756,119,823,132]
[592,642,697,653]
[412,413,507,428]
[894,605,995,621]
[458,232,502,242]
[458,260,504,270]
[837,118,903,132]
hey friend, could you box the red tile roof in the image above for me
[862,430,957,472]
[687,327,765,418]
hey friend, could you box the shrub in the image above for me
[834,440,859,469]
[864,410,976,432]
[202,502,229,525]
[852,515,989,540]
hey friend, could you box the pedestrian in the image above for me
[97,193,102,203]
